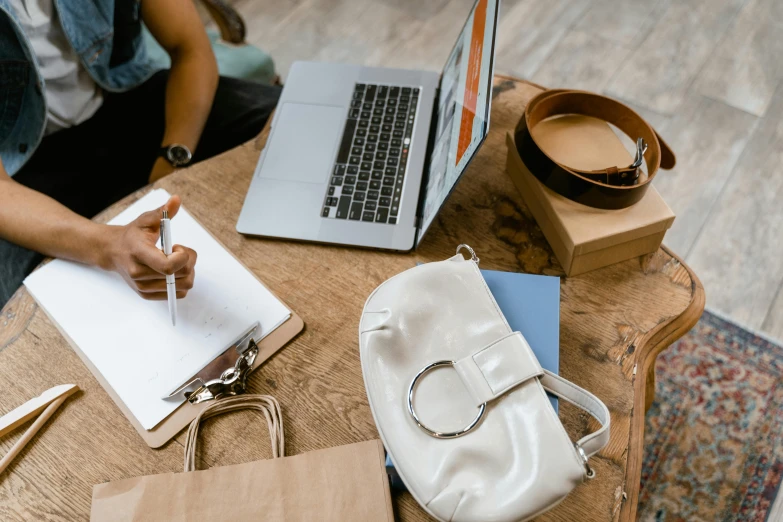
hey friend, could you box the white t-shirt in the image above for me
[12,0,104,135]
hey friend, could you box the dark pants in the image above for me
[0,71,281,308]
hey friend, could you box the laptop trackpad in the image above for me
[260,102,345,183]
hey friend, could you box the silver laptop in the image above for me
[237,0,500,250]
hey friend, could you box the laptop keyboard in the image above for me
[322,83,420,224]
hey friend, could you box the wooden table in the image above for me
[0,76,704,521]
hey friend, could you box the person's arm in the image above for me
[0,160,196,300]
[142,0,219,183]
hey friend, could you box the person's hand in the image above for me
[148,157,177,184]
[101,195,197,300]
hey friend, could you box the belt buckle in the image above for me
[619,137,647,185]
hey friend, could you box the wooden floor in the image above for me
[225,0,783,340]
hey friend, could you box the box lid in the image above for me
[506,115,675,255]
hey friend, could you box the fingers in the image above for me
[133,243,190,276]
[136,276,195,293]
[172,244,196,266]
[172,244,197,271]
[133,195,182,228]
[126,265,193,281]
[135,289,191,301]
[164,195,182,220]
[128,244,197,300]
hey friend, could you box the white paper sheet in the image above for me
[24,189,291,430]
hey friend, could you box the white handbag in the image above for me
[359,246,611,522]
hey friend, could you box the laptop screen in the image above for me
[417,0,500,243]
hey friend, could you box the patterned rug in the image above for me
[638,310,783,522]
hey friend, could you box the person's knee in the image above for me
[235,82,282,130]
[216,76,280,114]
[195,79,282,162]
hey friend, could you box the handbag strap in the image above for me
[539,370,610,458]
[453,332,610,458]
[184,394,285,472]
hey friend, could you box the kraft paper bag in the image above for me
[91,439,394,521]
[91,396,394,521]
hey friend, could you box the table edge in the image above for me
[494,72,548,91]
[621,244,705,521]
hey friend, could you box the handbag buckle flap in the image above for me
[407,332,543,439]
[454,331,543,406]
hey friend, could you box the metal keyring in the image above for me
[407,360,487,439]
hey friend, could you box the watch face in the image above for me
[166,145,192,166]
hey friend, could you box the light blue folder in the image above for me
[386,268,561,489]
[480,268,560,413]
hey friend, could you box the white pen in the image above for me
[160,210,177,326]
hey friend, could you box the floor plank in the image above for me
[685,82,783,328]
[374,0,454,20]
[571,0,669,48]
[770,490,783,522]
[243,0,473,77]
[761,282,783,341]
[531,31,631,93]
[652,94,758,256]
[230,0,306,41]
[609,97,672,135]
[371,0,476,71]
[693,0,783,117]
[494,0,590,79]
[605,0,747,115]
[246,0,377,76]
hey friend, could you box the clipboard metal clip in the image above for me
[185,339,259,404]
[166,322,261,404]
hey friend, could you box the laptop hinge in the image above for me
[413,86,441,248]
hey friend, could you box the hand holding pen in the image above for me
[101,196,198,309]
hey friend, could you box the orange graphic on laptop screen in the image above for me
[456,0,487,165]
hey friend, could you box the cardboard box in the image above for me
[505,115,675,276]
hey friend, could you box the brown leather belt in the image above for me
[514,89,676,209]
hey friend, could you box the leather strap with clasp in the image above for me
[452,332,610,460]
[514,89,676,209]
[409,331,610,477]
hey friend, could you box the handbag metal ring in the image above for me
[456,244,479,263]
[575,443,596,479]
[407,360,487,439]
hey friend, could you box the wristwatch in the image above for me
[159,144,193,167]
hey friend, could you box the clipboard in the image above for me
[27,194,305,449]
[39,307,303,448]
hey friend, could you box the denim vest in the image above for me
[0,0,156,175]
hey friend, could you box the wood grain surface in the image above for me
[0,77,704,522]
[693,0,783,117]
[604,0,746,115]
[648,93,758,257]
[530,30,629,93]
[687,80,783,331]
